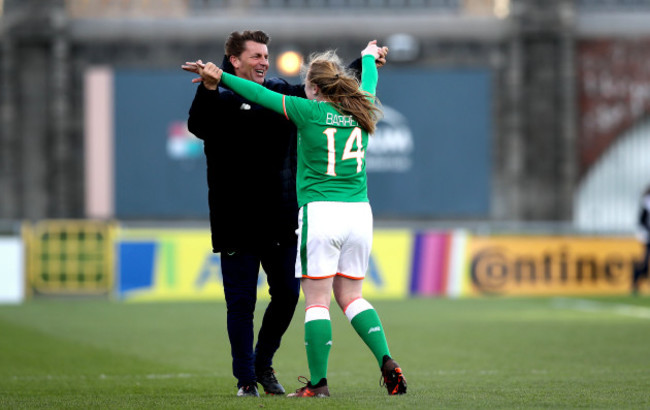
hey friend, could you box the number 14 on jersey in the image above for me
[324,127,365,177]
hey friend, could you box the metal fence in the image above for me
[24,220,115,297]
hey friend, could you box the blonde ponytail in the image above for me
[305,51,381,134]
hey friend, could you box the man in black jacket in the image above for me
[183,30,387,397]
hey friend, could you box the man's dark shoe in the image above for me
[256,367,285,395]
[236,383,260,397]
[380,355,407,395]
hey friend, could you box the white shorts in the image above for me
[295,201,373,279]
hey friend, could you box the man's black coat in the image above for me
[188,56,363,253]
[188,56,304,252]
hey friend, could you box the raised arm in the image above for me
[221,72,286,116]
[187,60,286,116]
[360,40,381,96]
[184,60,226,139]
[347,43,388,81]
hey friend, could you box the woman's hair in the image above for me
[303,50,381,134]
[225,30,270,58]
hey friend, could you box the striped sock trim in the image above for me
[305,305,330,322]
[344,298,373,321]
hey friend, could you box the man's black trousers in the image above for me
[220,242,300,388]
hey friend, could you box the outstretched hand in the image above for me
[376,45,389,67]
[181,59,223,90]
[361,40,389,68]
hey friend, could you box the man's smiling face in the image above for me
[230,40,269,84]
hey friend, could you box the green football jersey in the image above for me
[221,54,378,207]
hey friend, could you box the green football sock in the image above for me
[304,308,332,385]
[347,299,391,368]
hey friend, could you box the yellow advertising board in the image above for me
[363,230,413,299]
[118,229,229,301]
[468,236,646,296]
[117,229,646,300]
[117,228,413,301]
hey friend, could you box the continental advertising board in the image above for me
[116,229,648,300]
[468,236,645,296]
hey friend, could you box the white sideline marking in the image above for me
[552,298,650,319]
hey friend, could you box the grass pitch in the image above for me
[1,296,650,409]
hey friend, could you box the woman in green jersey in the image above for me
[197,41,407,397]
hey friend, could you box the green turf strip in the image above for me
[1,297,649,409]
